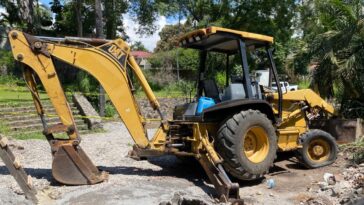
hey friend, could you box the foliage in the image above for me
[105,102,117,118]
[295,0,364,118]
[0,0,23,27]
[142,69,176,90]
[0,0,53,33]
[215,71,226,88]
[297,79,310,89]
[76,71,98,94]
[154,0,296,69]
[0,75,21,87]
[131,41,148,51]
[50,0,96,36]
[103,0,128,39]
[154,23,191,52]
[129,0,159,35]
[0,50,15,70]
[149,48,199,71]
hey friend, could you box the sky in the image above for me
[38,0,181,51]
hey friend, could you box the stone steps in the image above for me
[0,99,92,138]
[0,105,78,115]
[9,127,90,137]
[10,122,88,132]
[6,118,85,128]
[0,100,53,108]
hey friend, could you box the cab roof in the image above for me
[178,26,274,54]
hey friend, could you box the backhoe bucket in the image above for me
[52,144,108,185]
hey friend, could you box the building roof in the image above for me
[131,51,152,59]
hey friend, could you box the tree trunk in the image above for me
[18,0,34,33]
[94,0,105,117]
[75,0,83,37]
[95,0,104,38]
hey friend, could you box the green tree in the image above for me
[131,41,148,51]
[295,0,364,117]
[51,0,96,36]
[154,23,191,52]
[153,0,297,70]
[103,0,128,39]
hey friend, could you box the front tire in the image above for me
[297,129,338,168]
[215,110,277,180]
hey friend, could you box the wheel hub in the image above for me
[307,138,331,162]
[313,145,324,156]
[243,126,270,164]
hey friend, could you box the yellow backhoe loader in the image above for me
[3,27,338,203]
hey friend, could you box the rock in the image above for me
[48,190,61,200]
[160,192,210,205]
[340,197,350,204]
[323,173,336,185]
[318,182,329,190]
[355,188,363,195]
[269,193,274,197]
[325,188,337,197]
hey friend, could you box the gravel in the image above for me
[0,122,214,205]
[0,121,361,205]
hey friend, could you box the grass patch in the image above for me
[0,85,49,106]
[12,132,45,140]
[0,121,11,135]
[0,121,45,140]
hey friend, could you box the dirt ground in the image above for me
[0,122,362,205]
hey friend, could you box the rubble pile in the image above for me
[307,164,363,204]
[138,98,187,119]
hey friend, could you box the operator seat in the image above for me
[202,79,221,103]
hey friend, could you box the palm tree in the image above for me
[297,0,364,118]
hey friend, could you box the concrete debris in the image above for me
[159,192,210,205]
[306,165,364,205]
[323,173,336,185]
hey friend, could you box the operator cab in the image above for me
[173,27,282,122]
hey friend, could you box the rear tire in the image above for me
[297,129,338,168]
[215,109,277,180]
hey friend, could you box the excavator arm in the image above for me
[8,30,168,185]
[6,30,242,203]
[9,30,167,148]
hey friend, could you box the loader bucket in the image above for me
[52,144,108,185]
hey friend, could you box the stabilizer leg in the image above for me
[0,135,38,203]
[197,154,243,204]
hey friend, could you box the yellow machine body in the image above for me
[273,89,335,151]
[5,28,336,203]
